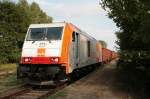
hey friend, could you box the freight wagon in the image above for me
[102,48,112,63]
[111,51,118,60]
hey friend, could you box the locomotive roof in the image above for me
[29,22,65,28]
[29,22,97,41]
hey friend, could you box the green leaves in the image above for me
[30,2,52,24]
[0,0,53,64]
[98,40,107,48]
[100,0,150,69]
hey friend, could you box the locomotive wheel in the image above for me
[54,70,67,83]
[68,70,80,83]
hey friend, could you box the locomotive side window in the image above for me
[87,41,90,57]
[72,32,75,42]
[46,27,63,40]
[76,33,79,58]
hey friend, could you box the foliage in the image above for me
[0,0,53,64]
[30,2,52,24]
[100,0,150,69]
[98,40,107,48]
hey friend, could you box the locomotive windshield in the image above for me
[46,27,63,40]
[26,27,63,41]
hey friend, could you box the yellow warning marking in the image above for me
[37,48,45,57]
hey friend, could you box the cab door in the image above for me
[71,32,79,68]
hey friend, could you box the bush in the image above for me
[117,50,150,70]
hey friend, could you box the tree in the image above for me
[18,0,30,32]
[30,2,52,24]
[0,1,20,63]
[100,0,150,69]
[99,40,107,48]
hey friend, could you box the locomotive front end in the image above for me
[17,23,67,85]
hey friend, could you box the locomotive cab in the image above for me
[17,23,67,85]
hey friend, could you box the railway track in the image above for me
[0,83,67,99]
[0,71,15,77]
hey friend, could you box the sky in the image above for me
[13,0,118,51]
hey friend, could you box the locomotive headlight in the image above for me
[51,57,59,63]
[24,57,32,63]
[24,58,29,62]
[54,58,59,62]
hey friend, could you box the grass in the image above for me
[0,64,23,93]
[48,91,67,99]
[0,63,19,88]
[0,63,16,72]
[0,74,23,93]
[0,74,22,86]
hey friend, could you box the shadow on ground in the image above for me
[94,62,150,99]
[113,67,150,99]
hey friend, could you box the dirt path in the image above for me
[49,61,135,99]
[49,60,150,99]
